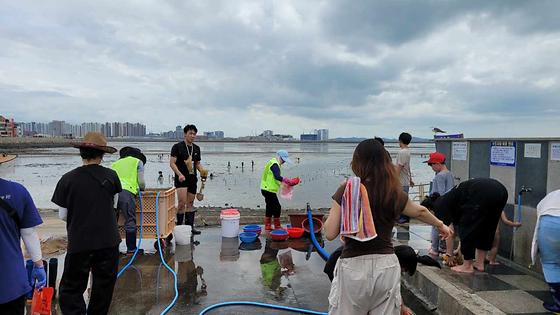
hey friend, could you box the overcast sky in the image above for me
[1,1,559,138]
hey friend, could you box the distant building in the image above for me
[316,129,329,141]
[175,126,183,140]
[204,131,225,139]
[261,130,273,137]
[300,133,318,141]
[50,120,65,137]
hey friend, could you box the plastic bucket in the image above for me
[220,209,240,238]
[173,225,192,245]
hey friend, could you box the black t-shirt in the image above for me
[332,183,409,258]
[171,142,201,180]
[51,164,122,253]
[435,178,508,240]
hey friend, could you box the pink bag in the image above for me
[280,183,294,199]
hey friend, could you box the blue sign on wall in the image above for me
[490,141,516,167]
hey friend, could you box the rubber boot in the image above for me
[125,231,137,254]
[274,217,282,230]
[264,217,272,231]
[544,283,560,313]
[186,212,201,235]
[176,213,185,225]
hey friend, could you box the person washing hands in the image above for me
[260,150,300,231]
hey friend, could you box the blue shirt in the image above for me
[0,178,43,304]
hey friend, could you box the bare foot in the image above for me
[451,265,474,273]
[428,248,439,257]
[473,265,485,272]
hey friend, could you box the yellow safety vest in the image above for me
[112,156,140,195]
[260,158,281,193]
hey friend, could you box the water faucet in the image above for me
[520,186,533,194]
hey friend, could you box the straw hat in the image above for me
[73,132,117,154]
[0,153,16,164]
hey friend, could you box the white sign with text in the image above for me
[452,142,468,161]
[524,143,541,158]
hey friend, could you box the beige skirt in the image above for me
[328,253,401,315]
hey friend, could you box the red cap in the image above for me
[424,152,446,164]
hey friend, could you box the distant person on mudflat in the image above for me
[170,124,208,235]
[52,132,122,314]
[421,178,507,273]
[0,153,46,315]
[396,132,414,224]
[260,150,300,231]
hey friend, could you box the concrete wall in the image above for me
[490,165,516,205]
[435,137,560,276]
[469,141,490,179]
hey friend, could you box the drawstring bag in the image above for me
[280,183,294,199]
[31,287,54,315]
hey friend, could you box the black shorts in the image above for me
[175,175,198,194]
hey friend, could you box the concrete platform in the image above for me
[36,220,553,314]
[395,223,553,315]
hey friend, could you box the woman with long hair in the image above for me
[324,139,452,315]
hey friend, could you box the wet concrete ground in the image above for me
[107,226,435,315]
[110,228,337,315]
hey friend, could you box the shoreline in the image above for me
[1,136,434,151]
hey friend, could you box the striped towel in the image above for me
[340,177,377,242]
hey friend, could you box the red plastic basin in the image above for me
[287,227,304,239]
[270,229,289,241]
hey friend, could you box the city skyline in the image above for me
[10,117,337,140]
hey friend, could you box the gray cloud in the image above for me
[0,0,559,138]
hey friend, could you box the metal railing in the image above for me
[408,183,431,203]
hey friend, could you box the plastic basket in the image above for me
[118,187,177,239]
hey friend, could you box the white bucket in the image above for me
[220,209,240,238]
[173,225,192,245]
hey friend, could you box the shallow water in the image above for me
[0,142,435,209]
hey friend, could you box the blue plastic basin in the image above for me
[239,232,258,243]
[244,225,261,230]
[270,229,288,235]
